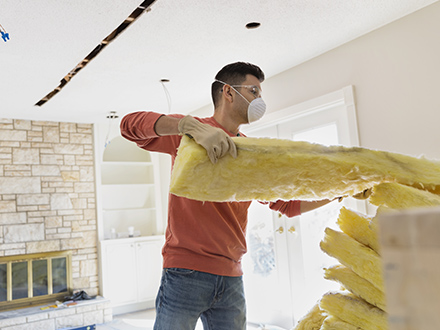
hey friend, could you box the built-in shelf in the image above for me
[101,163,154,185]
[102,161,154,165]
[100,136,161,239]
[101,184,155,210]
[103,207,156,212]
[96,126,165,315]
[103,137,152,163]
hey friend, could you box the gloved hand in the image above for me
[352,188,373,200]
[178,115,237,164]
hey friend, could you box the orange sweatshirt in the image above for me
[120,111,301,276]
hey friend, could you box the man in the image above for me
[120,62,334,330]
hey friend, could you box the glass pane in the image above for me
[33,259,48,297]
[12,262,28,300]
[297,204,341,316]
[293,123,338,146]
[52,258,67,293]
[0,264,6,302]
[243,202,294,328]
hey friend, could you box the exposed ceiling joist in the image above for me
[35,0,157,107]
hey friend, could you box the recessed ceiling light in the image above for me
[246,22,261,29]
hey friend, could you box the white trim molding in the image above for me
[243,85,360,147]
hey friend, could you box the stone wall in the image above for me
[0,298,112,330]
[0,118,99,296]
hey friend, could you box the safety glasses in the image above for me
[231,85,262,98]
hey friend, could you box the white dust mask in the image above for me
[215,80,266,123]
[245,97,266,123]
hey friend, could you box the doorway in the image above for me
[241,86,363,328]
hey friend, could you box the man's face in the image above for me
[232,74,263,122]
[237,74,263,103]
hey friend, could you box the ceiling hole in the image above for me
[246,22,261,29]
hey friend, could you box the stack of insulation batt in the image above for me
[169,136,440,330]
[315,182,440,330]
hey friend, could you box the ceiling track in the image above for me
[35,0,157,107]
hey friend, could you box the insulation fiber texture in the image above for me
[170,136,440,202]
[370,182,440,209]
[292,302,327,330]
[320,228,384,291]
[350,204,406,257]
[337,207,380,254]
[320,292,387,330]
[324,265,386,311]
[321,315,364,330]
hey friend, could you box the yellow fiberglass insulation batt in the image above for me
[292,302,327,330]
[170,136,440,202]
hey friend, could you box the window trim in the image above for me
[242,85,360,147]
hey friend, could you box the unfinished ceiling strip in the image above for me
[35,0,157,107]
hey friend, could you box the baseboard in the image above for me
[112,300,155,315]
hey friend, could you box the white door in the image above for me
[242,87,362,328]
[242,122,296,327]
[242,122,342,328]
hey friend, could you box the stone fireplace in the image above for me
[0,118,110,328]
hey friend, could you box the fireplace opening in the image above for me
[0,251,72,311]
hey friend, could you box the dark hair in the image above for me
[211,62,265,108]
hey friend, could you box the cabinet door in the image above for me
[136,240,163,302]
[105,243,138,306]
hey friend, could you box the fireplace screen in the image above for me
[0,251,72,310]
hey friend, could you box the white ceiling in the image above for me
[0,0,437,124]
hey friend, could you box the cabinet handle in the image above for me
[275,226,284,234]
[288,226,296,234]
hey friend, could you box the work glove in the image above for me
[178,115,237,164]
[336,187,372,202]
[352,188,373,200]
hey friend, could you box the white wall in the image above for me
[192,1,440,160]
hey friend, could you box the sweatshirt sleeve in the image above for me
[268,200,301,217]
[120,111,184,156]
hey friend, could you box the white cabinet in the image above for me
[103,241,138,307]
[100,236,164,314]
[136,240,164,302]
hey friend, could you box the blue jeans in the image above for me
[154,268,246,330]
